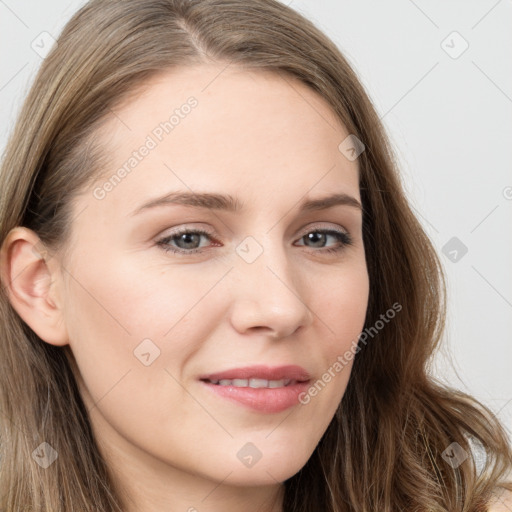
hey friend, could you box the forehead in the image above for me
[86,64,360,216]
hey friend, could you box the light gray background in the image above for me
[1,1,511,434]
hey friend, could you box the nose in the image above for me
[228,241,315,339]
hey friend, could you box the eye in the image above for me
[156,226,352,255]
[156,228,216,255]
[295,228,352,254]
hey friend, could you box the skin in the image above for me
[1,64,369,512]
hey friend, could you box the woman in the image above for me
[0,0,510,510]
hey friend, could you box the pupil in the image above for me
[307,232,325,247]
[179,233,199,249]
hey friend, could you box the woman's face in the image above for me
[32,65,369,503]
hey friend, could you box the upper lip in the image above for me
[199,365,311,382]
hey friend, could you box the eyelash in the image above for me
[156,227,353,256]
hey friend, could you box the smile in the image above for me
[203,378,296,388]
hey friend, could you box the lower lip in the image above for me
[199,380,311,413]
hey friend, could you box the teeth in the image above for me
[208,378,294,388]
[249,378,269,388]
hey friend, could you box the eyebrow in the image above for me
[130,190,362,216]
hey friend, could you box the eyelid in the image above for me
[158,224,217,242]
[299,222,350,235]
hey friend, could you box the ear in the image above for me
[0,226,69,346]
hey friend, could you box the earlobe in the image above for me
[0,226,69,346]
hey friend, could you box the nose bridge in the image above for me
[236,231,295,292]
[228,231,314,337]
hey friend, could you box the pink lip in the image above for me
[199,380,311,413]
[198,365,311,413]
[198,364,311,382]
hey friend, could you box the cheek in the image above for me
[318,264,369,390]
[317,261,370,344]
[62,252,229,444]
[67,248,227,334]
[62,252,230,389]
[289,260,369,415]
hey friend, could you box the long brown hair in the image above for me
[0,0,510,510]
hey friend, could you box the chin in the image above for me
[225,447,312,486]
[222,462,305,487]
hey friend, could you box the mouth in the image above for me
[198,364,311,384]
[200,377,306,388]
[197,365,312,413]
